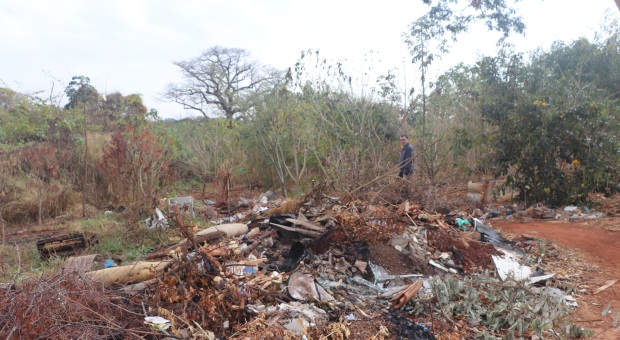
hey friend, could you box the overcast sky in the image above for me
[1,0,617,119]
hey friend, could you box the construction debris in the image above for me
[168,196,195,218]
[287,271,335,302]
[145,207,168,230]
[7,190,601,339]
[63,254,104,273]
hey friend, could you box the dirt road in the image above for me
[492,218,620,339]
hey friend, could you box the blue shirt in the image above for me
[399,143,414,175]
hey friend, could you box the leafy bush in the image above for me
[476,39,620,205]
[411,276,591,339]
[492,101,620,205]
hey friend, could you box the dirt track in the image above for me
[492,218,620,339]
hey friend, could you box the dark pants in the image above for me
[398,170,412,199]
[398,170,411,178]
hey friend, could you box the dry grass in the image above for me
[86,132,111,162]
[591,192,620,218]
[265,198,302,216]
[0,178,79,225]
[231,313,298,339]
[64,203,100,220]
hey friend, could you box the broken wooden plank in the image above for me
[377,284,410,299]
[196,223,249,238]
[314,214,335,222]
[436,219,450,230]
[146,224,250,261]
[243,258,268,266]
[390,280,424,309]
[593,279,618,295]
[429,259,449,272]
[285,218,325,232]
[270,223,322,238]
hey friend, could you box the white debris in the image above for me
[145,208,168,230]
[144,316,171,330]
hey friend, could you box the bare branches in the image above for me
[0,272,148,339]
[164,46,273,122]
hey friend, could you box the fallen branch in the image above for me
[573,319,603,323]
[173,207,222,274]
[593,279,618,295]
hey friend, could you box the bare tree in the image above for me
[164,46,271,126]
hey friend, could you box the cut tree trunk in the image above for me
[85,261,171,286]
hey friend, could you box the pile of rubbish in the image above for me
[467,202,608,222]
[39,193,601,338]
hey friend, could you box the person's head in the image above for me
[400,135,409,147]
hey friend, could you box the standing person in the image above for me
[398,135,414,178]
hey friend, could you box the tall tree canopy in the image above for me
[64,76,100,110]
[412,0,620,49]
[164,46,272,123]
[414,0,526,42]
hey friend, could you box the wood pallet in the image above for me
[36,232,98,258]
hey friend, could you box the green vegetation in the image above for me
[431,36,620,205]
[74,214,158,260]
[1,20,620,234]
[95,236,154,262]
[0,244,64,282]
[412,275,593,339]
[74,213,123,235]
[0,213,161,282]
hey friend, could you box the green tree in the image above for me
[430,64,494,174]
[414,0,525,42]
[0,88,53,145]
[476,40,620,205]
[404,0,529,181]
[65,75,100,217]
[64,76,100,110]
